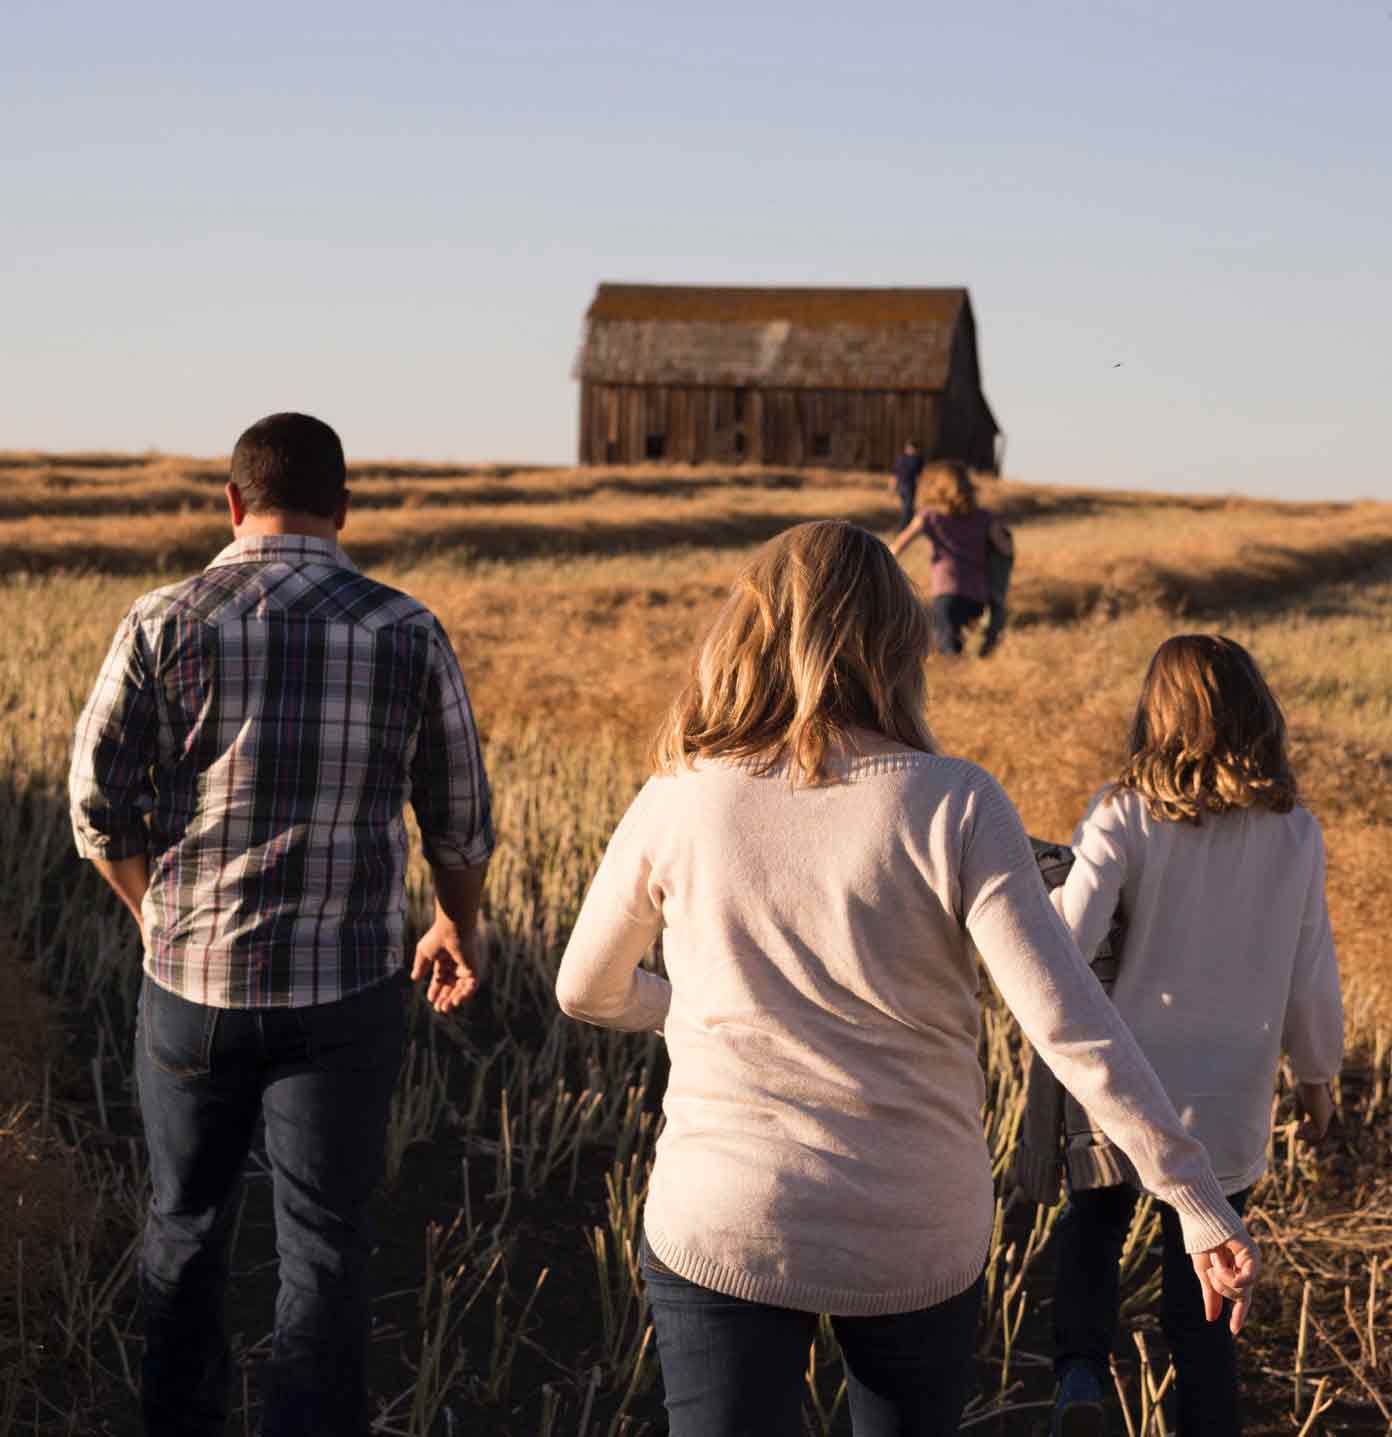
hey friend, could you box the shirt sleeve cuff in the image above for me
[72,829,149,861]
[420,828,496,869]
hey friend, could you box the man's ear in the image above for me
[334,489,350,532]
[226,481,248,528]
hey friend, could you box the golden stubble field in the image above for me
[1,451,1390,1433]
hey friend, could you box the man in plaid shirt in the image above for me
[69,413,495,1437]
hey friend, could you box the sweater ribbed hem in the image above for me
[643,1225,991,1318]
[1011,1146,1063,1207]
[1155,1168,1244,1254]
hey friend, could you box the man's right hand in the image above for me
[411,918,481,1013]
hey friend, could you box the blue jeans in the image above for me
[135,973,408,1437]
[642,1238,983,1435]
[1052,1184,1251,1436]
[930,594,985,655]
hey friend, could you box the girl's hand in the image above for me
[1191,1231,1260,1336]
[1294,1081,1334,1142]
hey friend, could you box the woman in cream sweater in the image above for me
[556,521,1257,1436]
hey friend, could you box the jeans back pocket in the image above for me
[140,978,219,1079]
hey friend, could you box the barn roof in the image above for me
[578,284,972,391]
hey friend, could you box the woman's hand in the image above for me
[1191,1230,1260,1335]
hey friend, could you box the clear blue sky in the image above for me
[3,0,1389,499]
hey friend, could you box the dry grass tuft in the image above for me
[0,947,98,1362]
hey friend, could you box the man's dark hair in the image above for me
[231,413,347,517]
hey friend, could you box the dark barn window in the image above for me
[645,434,666,460]
[812,433,832,458]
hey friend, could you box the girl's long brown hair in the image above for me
[923,463,977,518]
[652,521,937,784]
[1117,634,1298,823]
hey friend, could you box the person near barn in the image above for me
[887,438,925,531]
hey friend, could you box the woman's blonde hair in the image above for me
[1117,634,1298,824]
[923,463,977,518]
[652,520,937,784]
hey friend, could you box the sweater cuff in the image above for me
[1009,1146,1063,1208]
[1156,1170,1244,1254]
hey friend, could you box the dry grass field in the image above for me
[1,451,1390,1433]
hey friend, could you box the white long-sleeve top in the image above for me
[556,752,1243,1316]
[1055,787,1344,1194]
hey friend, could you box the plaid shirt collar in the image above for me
[205,534,359,573]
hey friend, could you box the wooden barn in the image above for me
[574,283,1001,471]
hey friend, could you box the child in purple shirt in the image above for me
[890,464,1013,654]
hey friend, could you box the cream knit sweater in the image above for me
[1055,787,1344,1195]
[556,752,1243,1316]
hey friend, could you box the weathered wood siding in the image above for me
[575,284,1000,472]
[580,383,941,470]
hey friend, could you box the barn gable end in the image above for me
[575,284,1000,472]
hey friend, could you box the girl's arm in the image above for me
[1053,793,1128,961]
[889,513,926,558]
[987,518,1014,556]
[1280,822,1344,1095]
[555,785,671,1032]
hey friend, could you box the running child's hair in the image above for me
[923,463,977,517]
[1116,634,1298,824]
[652,520,937,784]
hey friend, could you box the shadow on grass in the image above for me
[0,465,813,522]
[0,501,903,576]
[1011,534,1392,629]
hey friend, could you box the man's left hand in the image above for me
[411,918,482,1012]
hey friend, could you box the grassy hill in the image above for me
[1,453,1389,1432]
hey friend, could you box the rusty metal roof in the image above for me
[586,284,968,327]
[578,285,974,391]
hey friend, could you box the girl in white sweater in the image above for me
[1049,635,1343,1437]
[557,524,1258,1436]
